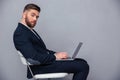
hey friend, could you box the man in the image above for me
[13,3,89,80]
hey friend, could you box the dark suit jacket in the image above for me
[13,23,56,78]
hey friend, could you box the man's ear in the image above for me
[22,11,27,19]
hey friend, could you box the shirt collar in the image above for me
[19,22,33,31]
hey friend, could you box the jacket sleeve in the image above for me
[14,32,56,65]
[47,49,56,54]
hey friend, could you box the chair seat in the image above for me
[34,73,68,79]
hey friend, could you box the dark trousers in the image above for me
[29,58,89,80]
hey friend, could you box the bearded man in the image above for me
[13,3,89,80]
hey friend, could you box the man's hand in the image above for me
[54,52,69,60]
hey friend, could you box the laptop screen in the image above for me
[72,42,83,59]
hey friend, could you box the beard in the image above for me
[25,17,36,28]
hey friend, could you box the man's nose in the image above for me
[33,16,37,21]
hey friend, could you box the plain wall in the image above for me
[0,0,120,80]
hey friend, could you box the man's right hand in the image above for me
[54,52,69,60]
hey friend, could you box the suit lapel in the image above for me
[32,29,41,39]
[31,29,46,48]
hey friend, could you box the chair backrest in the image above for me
[17,51,35,78]
[17,51,30,65]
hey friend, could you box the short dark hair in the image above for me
[23,3,41,12]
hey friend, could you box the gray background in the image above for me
[0,0,120,80]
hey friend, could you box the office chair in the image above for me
[17,51,68,80]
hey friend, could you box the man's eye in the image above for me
[31,14,35,17]
[36,16,39,19]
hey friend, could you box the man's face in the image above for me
[24,9,39,28]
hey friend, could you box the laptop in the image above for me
[57,42,83,61]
